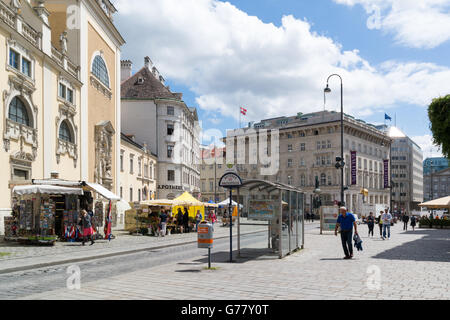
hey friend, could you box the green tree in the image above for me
[428,95,450,158]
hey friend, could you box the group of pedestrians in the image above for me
[335,205,421,259]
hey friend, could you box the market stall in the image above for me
[11,185,84,245]
[7,180,122,244]
[171,192,206,220]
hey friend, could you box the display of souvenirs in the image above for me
[39,199,55,236]
[4,216,17,238]
[63,209,81,241]
[94,201,104,228]
[19,200,33,230]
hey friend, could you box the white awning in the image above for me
[13,185,84,196]
[85,183,120,201]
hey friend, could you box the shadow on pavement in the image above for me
[372,229,450,263]
[193,248,279,264]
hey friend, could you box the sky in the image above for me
[112,0,450,159]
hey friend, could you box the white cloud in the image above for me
[334,0,450,49]
[114,0,450,125]
[411,134,444,159]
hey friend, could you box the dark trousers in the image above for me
[368,225,374,237]
[340,230,353,257]
[379,224,383,236]
[403,222,408,230]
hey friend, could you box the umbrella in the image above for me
[419,196,450,209]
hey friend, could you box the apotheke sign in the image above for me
[158,185,183,190]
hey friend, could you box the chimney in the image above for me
[144,56,153,69]
[121,60,132,82]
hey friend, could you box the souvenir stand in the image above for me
[125,199,173,235]
[11,185,84,245]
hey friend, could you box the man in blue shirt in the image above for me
[335,206,358,259]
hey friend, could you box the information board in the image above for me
[248,200,277,221]
[320,206,339,232]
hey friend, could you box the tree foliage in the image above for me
[428,95,450,158]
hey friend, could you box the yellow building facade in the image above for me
[0,0,124,235]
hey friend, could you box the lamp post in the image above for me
[324,74,344,205]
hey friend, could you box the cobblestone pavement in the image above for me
[18,223,450,300]
[0,219,268,272]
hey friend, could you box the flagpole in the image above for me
[239,106,241,129]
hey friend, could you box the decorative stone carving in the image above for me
[10,0,21,13]
[94,121,115,191]
[59,31,68,55]
[55,103,78,167]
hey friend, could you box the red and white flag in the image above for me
[240,107,247,115]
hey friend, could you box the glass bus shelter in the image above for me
[236,179,304,258]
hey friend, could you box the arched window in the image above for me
[8,97,30,126]
[59,121,73,143]
[92,55,109,87]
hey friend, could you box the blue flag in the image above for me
[385,113,392,121]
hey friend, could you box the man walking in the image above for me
[381,208,393,240]
[367,212,375,237]
[159,209,168,237]
[402,214,410,231]
[335,206,358,260]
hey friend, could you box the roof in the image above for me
[121,67,182,100]
[121,132,144,150]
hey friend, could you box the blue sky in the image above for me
[114,0,450,158]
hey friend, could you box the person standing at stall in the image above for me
[177,208,184,233]
[195,210,202,232]
[183,207,190,233]
[79,210,94,246]
[159,209,168,237]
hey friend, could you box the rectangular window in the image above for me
[138,159,142,176]
[167,106,174,115]
[120,187,123,198]
[9,49,19,69]
[317,141,321,150]
[13,169,28,180]
[300,143,305,151]
[138,189,141,202]
[22,58,31,77]
[287,159,293,168]
[167,145,174,158]
[67,88,74,104]
[130,158,134,174]
[168,170,175,181]
[167,123,174,135]
[120,154,124,172]
[130,188,133,202]
[288,144,292,152]
[59,83,66,99]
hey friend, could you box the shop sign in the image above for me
[158,185,183,190]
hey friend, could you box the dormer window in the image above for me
[137,77,144,84]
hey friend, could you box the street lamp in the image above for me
[324,74,344,206]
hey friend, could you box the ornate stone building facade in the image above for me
[226,111,392,215]
[0,0,125,235]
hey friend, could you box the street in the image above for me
[1,222,448,300]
